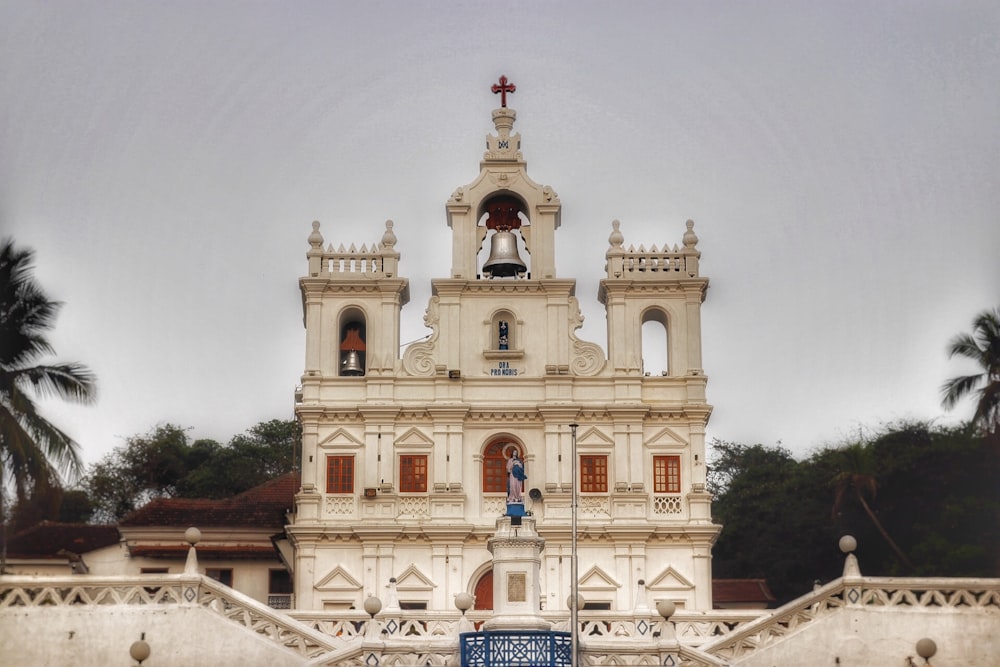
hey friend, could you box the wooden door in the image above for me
[473,570,493,610]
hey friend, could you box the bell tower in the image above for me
[445,77,561,281]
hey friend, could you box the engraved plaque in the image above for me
[507,572,526,602]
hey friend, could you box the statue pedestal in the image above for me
[506,502,526,516]
[484,515,549,631]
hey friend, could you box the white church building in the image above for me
[1,78,996,667]
[289,75,716,617]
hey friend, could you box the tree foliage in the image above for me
[0,239,96,542]
[709,422,998,605]
[941,307,1000,436]
[709,441,839,603]
[84,419,299,522]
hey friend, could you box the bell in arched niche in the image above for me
[340,327,366,376]
[481,196,527,278]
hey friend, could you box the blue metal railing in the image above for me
[460,630,572,667]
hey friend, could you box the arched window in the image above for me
[641,308,669,376]
[338,308,367,377]
[483,439,522,493]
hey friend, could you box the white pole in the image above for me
[569,422,579,667]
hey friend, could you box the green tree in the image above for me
[941,307,1000,436]
[179,419,298,498]
[84,419,298,522]
[826,441,915,572]
[865,422,998,576]
[86,424,207,522]
[708,441,839,604]
[0,239,96,560]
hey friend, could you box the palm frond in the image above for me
[946,333,986,364]
[0,238,91,489]
[15,363,98,403]
[941,373,984,409]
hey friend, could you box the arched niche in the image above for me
[482,436,525,494]
[489,309,519,352]
[476,193,531,278]
[338,307,367,377]
[641,307,669,376]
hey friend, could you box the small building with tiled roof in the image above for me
[711,578,776,609]
[3,521,121,576]
[113,472,299,607]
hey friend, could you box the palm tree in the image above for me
[830,442,914,571]
[941,307,1000,436]
[0,238,97,526]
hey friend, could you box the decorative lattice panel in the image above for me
[324,495,356,516]
[653,496,683,515]
[398,496,430,517]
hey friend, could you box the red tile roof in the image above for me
[119,472,299,529]
[5,521,120,558]
[712,578,776,604]
[129,544,281,561]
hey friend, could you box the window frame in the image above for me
[399,454,428,493]
[580,454,608,493]
[326,455,355,494]
[206,567,234,587]
[483,440,521,493]
[653,455,681,494]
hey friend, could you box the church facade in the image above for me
[3,79,997,667]
[288,78,720,614]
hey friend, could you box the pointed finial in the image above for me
[682,219,698,249]
[381,220,397,249]
[609,219,624,248]
[308,220,324,248]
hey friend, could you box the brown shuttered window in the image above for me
[653,455,681,493]
[326,455,354,494]
[580,455,608,493]
[400,454,428,493]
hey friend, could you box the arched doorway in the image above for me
[473,570,493,610]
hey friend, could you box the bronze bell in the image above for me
[482,230,527,277]
[341,349,364,376]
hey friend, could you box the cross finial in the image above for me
[491,75,516,108]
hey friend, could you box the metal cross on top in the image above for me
[491,75,516,107]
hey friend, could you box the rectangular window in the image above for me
[268,569,293,609]
[400,454,428,493]
[206,568,233,587]
[653,455,681,494]
[326,455,354,494]
[580,455,608,493]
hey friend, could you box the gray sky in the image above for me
[3,1,998,471]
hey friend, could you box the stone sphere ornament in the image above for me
[364,596,382,617]
[916,637,937,659]
[838,535,857,554]
[185,527,202,546]
[129,639,151,663]
[656,600,676,620]
[454,592,474,612]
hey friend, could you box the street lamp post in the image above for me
[569,422,579,667]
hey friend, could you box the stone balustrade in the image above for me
[306,220,400,279]
[3,572,997,665]
[699,576,1000,664]
[604,219,701,280]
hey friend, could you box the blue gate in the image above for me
[460,630,572,667]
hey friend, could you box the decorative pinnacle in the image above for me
[491,75,516,107]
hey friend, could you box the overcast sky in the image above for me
[2,1,998,472]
